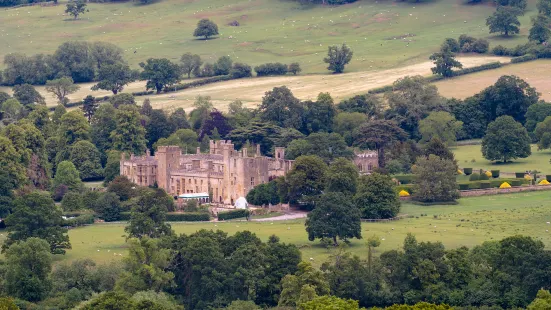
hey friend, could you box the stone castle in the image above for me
[120,140,293,205]
[120,140,379,205]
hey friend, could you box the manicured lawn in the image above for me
[2,190,549,267]
[453,144,551,175]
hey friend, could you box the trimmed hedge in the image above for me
[393,174,415,184]
[460,178,528,190]
[511,54,538,64]
[491,170,500,178]
[452,62,503,76]
[546,175,551,182]
[166,212,210,222]
[515,172,525,178]
[463,168,473,175]
[218,209,250,221]
[469,173,480,181]
[368,85,393,94]
[172,75,233,91]
[480,181,491,189]
[254,63,288,76]
[63,214,94,227]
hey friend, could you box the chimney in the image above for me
[196,147,201,154]
[243,147,248,158]
[256,144,261,157]
[146,149,151,156]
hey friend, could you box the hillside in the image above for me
[0,0,537,74]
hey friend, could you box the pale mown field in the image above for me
[0,55,509,110]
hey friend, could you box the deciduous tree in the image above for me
[529,14,551,43]
[111,105,147,155]
[412,155,459,203]
[45,77,80,106]
[486,6,521,36]
[430,45,463,77]
[3,192,71,254]
[139,58,181,94]
[65,0,87,20]
[354,120,407,168]
[92,63,136,94]
[193,19,219,39]
[354,172,400,219]
[419,111,463,145]
[305,192,362,245]
[180,53,202,78]
[324,44,353,73]
[4,238,52,302]
[482,115,531,162]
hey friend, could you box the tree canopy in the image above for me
[482,115,531,162]
[324,44,353,73]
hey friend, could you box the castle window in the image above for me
[368,164,373,171]
[250,177,255,186]
[234,159,236,168]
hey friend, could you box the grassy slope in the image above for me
[1,190,548,266]
[0,0,536,75]
[454,144,551,174]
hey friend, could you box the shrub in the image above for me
[491,170,500,178]
[443,38,460,52]
[166,212,210,222]
[500,182,512,189]
[368,85,393,94]
[230,63,253,78]
[393,174,415,184]
[511,54,538,64]
[61,191,84,211]
[254,63,288,76]
[52,184,69,202]
[459,183,470,190]
[472,39,490,53]
[469,173,480,181]
[492,45,510,56]
[515,172,525,178]
[547,175,551,182]
[479,173,489,181]
[480,181,491,189]
[459,34,476,49]
[511,180,522,186]
[463,168,473,175]
[218,209,250,221]
[288,62,302,75]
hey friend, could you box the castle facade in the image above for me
[120,140,293,205]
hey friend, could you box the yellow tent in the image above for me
[485,171,492,177]
[525,175,533,180]
[457,169,463,175]
[399,190,410,197]
[539,179,550,185]
[499,182,511,189]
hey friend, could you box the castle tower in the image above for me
[155,146,181,192]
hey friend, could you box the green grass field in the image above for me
[2,190,550,267]
[454,144,551,175]
[0,0,536,74]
